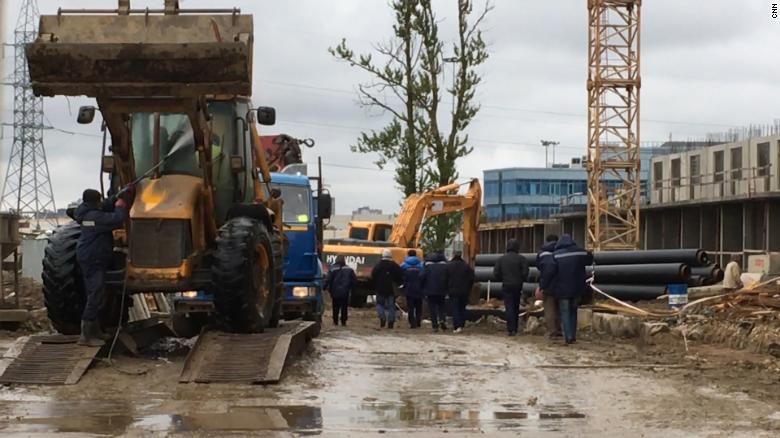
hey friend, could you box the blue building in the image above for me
[484,149,658,222]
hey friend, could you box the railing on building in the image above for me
[651,164,775,204]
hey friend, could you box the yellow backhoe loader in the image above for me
[35,1,284,333]
[323,179,481,306]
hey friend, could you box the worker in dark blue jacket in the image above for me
[400,250,424,329]
[447,251,475,334]
[324,255,357,326]
[537,234,561,339]
[551,234,592,344]
[493,239,529,336]
[420,249,449,332]
[73,188,129,347]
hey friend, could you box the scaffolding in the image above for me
[586,0,642,250]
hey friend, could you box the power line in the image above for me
[259,79,742,128]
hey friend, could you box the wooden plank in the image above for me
[262,334,292,384]
[64,345,101,385]
[0,309,30,322]
[0,336,30,376]
[179,330,213,383]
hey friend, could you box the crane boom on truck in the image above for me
[323,179,481,307]
[31,0,286,334]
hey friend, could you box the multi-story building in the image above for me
[560,131,780,268]
[479,142,714,253]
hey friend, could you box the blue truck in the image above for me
[269,171,330,322]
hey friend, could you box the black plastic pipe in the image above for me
[475,266,539,283]
[587,263,690,284]
[480,282,667,302]
[592,284,668,302]
[475,253,537,267]
[479,282,537,298]
[593,249,708,267]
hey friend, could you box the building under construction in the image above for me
[559,130,780,270]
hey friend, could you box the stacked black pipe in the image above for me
[475,249,722,302]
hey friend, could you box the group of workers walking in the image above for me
[324,248,474,333]
[324,233,591,344]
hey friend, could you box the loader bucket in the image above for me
[26,13,253,98]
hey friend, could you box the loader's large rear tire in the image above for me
[41,222,85,335]
[267,232,283,329]
[212,217,280,333]
[41,222,129,335]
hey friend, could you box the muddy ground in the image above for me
[1,305,780,437]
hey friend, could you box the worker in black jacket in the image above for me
[420,250,449,333]
[370,249,403,328]
[73,188,129,347]
[447,251,474,333]
[493,238,529,336]
[551,234,592,344]
[324,255,357,326]
[537,234,562,339]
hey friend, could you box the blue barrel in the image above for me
[667,283,688,309]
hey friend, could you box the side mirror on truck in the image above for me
[77,106,96,124]
[255,107,276,126]
[317,193,332,220]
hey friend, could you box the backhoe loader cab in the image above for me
[33,2,285,334]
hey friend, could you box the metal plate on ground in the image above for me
[0,335,101,385]
[179,321,317,384]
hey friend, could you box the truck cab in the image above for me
[270,173,324,321]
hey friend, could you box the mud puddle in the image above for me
[2,312,780,436]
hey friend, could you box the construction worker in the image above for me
[550,234,591,345]
[537,234,562,339]
[447,251,474,334]
[73,188,130,347]
[401,250,424,329]
[324,255,357,326]
[723,254,743,292]
[493,239,529,336]
[420,249,449,333]
[371,249,403,328]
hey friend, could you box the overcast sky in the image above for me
[1,0,779,214]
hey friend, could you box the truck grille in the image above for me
[130,219,191,268]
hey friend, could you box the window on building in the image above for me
[671,158,681,187]
[485,181,500,198]
[653,161,663,189]
[757,142,770,177]
[714,150,724,182]
[689,155,701,185]
[730,147,742,180]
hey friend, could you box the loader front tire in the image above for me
[41,222,85,335]
[212,217,279,333]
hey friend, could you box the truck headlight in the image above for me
[292,286,316,298]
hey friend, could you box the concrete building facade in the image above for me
[561,133,780,269]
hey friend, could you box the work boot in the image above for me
[440,322,447,331]
[96,322,113,341]
[379,317,386,328]
[78,320,105,347]
[388,321,394,329]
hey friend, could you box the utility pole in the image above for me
[541,140,559,168]
[586,0,641,251]
[0,0,56,230]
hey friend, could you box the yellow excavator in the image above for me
[34,1,286,334]
[323,179,481,306]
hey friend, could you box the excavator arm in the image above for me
[388,179,482,264]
